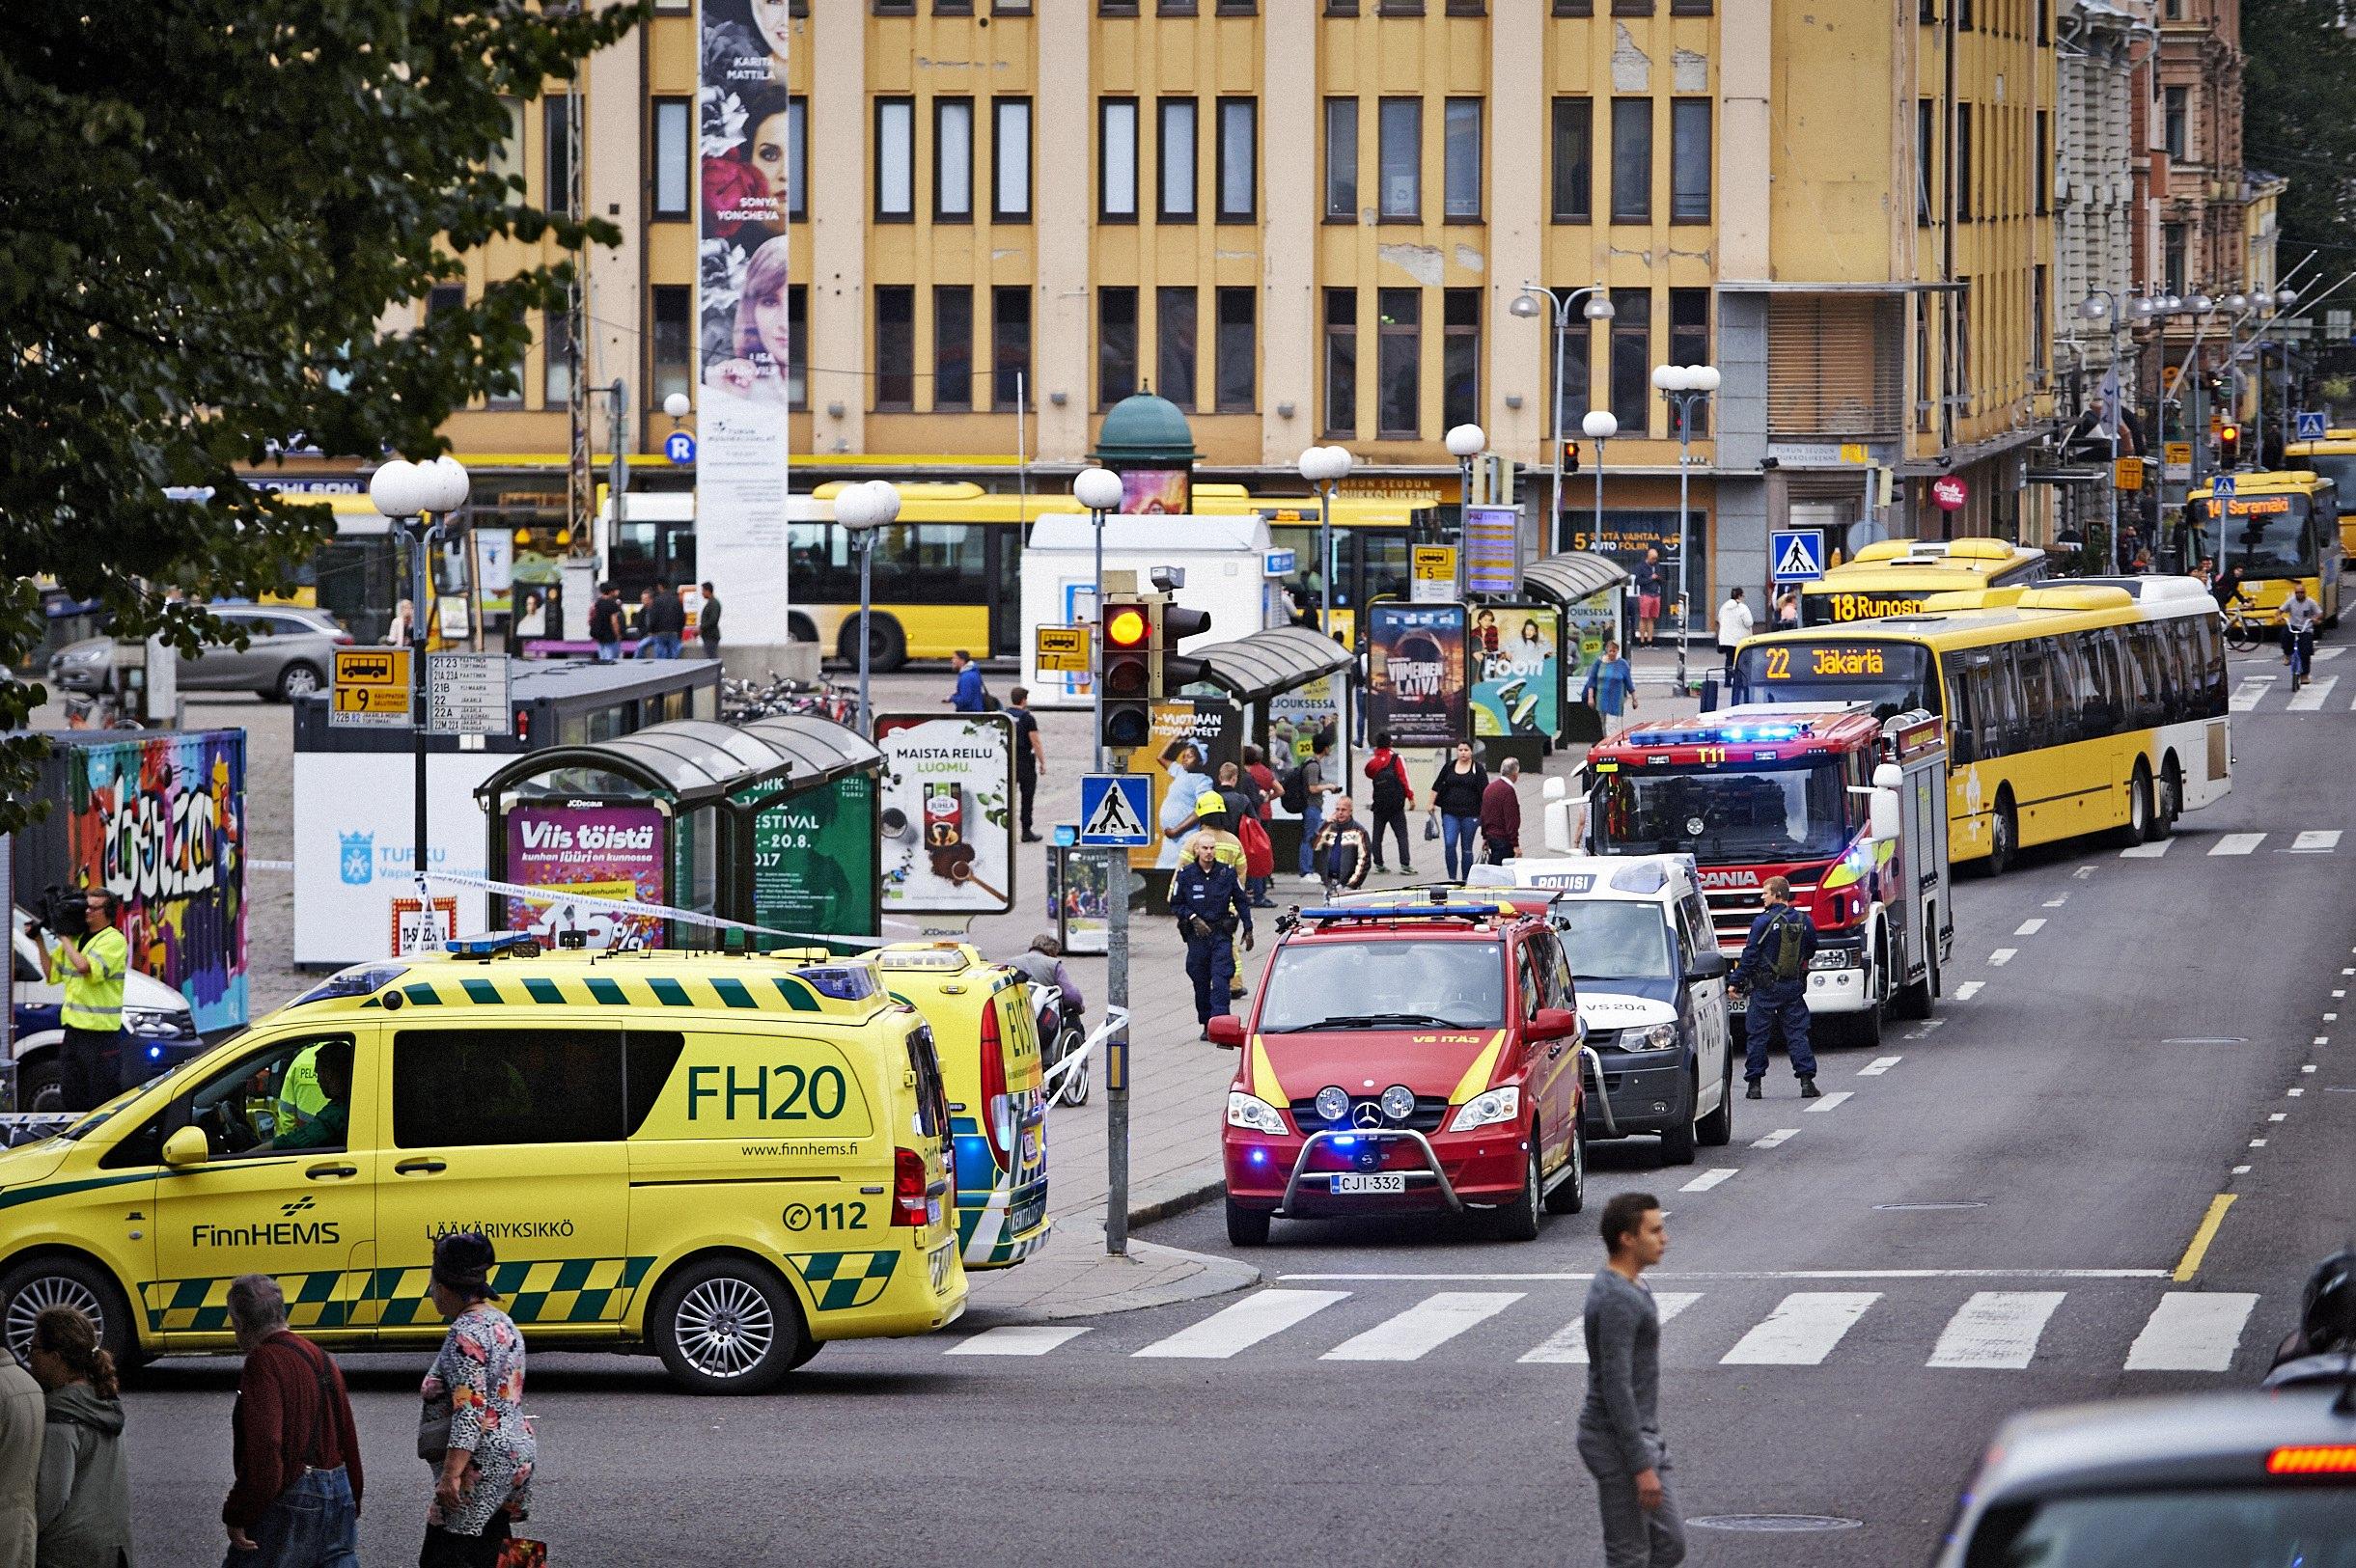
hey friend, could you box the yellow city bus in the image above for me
[1732,579,2231,871]
[2186,470,2342,627]
[2280,437,2356,560]
[606,482,1436,668]
[1798,538,2048,627]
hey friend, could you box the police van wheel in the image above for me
[1657,1074,1700,1167]
[1697,1055,1734,1147]
[0,1256,131,1373]
[15,1061,60,1114]
[649,1256,807,1395]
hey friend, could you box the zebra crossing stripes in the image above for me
[1321,1291,1522,1362]
[2209,833,2267,856]
[1518,1293,1704,1364]
[2287,674,2340,711]
[2122,1292,2258,1371]
[1719,1292,1881,1365]
[2121,831,2348,859]
[2318,646,2346,662]
[1926,1291,2066,1369]
[1131,1288,1346,1359]
[946,1325,1092,1356]
[2231,677,2274,712]
[2289,830,2343,852]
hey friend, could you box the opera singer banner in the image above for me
[57,731,249,1032]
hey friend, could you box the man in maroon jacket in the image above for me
[223,1274,364,1565]
[1480,756,1523,866]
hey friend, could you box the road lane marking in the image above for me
[1859,1056,1902,1076]
[2043,897,2067,907]
[2074,866,2095,879]
[2317,1036,2332,1046]
[2174,1194,2237,1281]
[1282,1269,2172,1281]
[2318,646,2345,661]
[2209,834,2267,856]
[2120,839,2173,857]
[2125,1293,2258,1371]
[1320,1291,1524,1362]
[2269,1113,2287,1121]
[1902,1020,1946,1039]
[1806,1090,1853,1113]
[1751,1128,1800,1148]
[2287,675,2339,711]
[947,1325,1091,1356]
[1519,1293,1702,1364]
[2290,1087,2306,1096]
[1954,981,1985,1001]
[1680,1168,1740,1193]
[2234,1165,2252,1174]
[1926,1291,2067,1370]
[2303,1065,2318,1073]
[2251,1139,2268,1147]
[2230,677,2272,712]
[1988,949,2018,967]
[2013,919,2046,936]
[1720,1292,1881,1365]
[2289,830,2343,853]
[1134,1289,1349,1359]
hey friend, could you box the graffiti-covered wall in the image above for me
[19,730,249,1031]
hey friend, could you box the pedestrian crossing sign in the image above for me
[1769,529,1826,584]
[2298,410,2328,441]
[1078,774,1153,846]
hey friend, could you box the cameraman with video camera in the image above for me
[31,889,129,1112]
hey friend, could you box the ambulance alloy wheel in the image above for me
[650,1255,809,1394]
[0,1256,131,1372]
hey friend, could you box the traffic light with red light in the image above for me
[1100,597,1154,752]
[1154,602,1213,699]
[2217,424,2241,470]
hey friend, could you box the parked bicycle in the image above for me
[722,673,858,725]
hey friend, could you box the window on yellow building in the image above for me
[938,0,975,13]
[1099,0,1139,14]
[1613,0,1654,14]
[1444,100,1482,220]
[544,96,574,217]
[490,97,525,192]
[2035,110,2048,215]
[651,287,692,408]
[1956,0,1972,28]
[1447,0,1488,14]
[1101,98,1139,221]
[1552,0,1594,14]
[543,309,574,408]
[1101,288,1139,405]
[1158,289,1199,410]
[934,97,975,222]
[1444,289,1480,432]
[936,288,974,410]
[1377,0,1426,13]
[1916,99,1935,226]
[876,287,915,409]
[1954,103,1973,222]
[1954,278,1975,413]
[1159,98,1198,222]
[1552,291,1594,424]
[994,98,1032,221]
[873,0,915,13]
[1610,99,1650,224]
[1552,98,1593,223]
[1915,302,1933,433]
[1378,99,1421,220]
[1609,288,1649,432]
[789,286,808,408]
[992,287,1032,410]
[1324,289,1359,436]
[1159,0,1197,14]
[2032,266,2047,378]
[1377,289,1421,438]
[1670,99,1709,222]
[1669,289,1708,435]
[1217,99,1257,222]
[1670,0,1712,14]
[1216,1,1259,14]
[1217,289,1256,412]
[1324,99,1359,221]
[876,97,914,221]
[428,284,465,321]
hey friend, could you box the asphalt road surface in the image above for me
[122,639,2354,1566]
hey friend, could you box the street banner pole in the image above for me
[1104,846,1130,1255]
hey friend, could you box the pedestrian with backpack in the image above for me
[1283,731,1338,879]
[1728,875,1819,1099]
[1363,731,1416,875]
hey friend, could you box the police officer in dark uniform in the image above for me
[1172,832,1253,1041]
[1730,874,1820,1100]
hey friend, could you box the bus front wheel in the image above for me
[837,614,907,673]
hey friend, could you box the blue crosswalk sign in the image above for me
[1769,529,1827,584]
[2212,474,2236,501]
[2297,410,2328,441]
[1078,774,1153,846]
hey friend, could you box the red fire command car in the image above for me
[1573,702,1954,1048]
[1208,895,1591,1247]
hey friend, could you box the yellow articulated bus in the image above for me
[2282,435,2356,559]
[1798,538,2049,627]
[1733,579,2231,872]
[2186,470,2342,628]
[601,482,1436,669]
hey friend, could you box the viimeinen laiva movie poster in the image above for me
[697,0,795,638]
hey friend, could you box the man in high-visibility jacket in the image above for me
[35,889,129,1111]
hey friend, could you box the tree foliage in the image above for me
[0,0,644,825]
[2243,0,2356,269]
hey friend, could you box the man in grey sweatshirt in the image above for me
[1578,1191,1684,1566]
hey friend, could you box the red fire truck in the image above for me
[1551,703,1954,1048]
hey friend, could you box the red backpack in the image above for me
[1236,814,1275,880]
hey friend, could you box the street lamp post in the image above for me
[1297,445,1354,639]
[1073,466,1124,770]
[1512,285,1615,536]
[834,480,900,736]
[1650,364,1719,689]
[2077,290,2137,573]
[368,454,472,905]
[1581,409,1618,559]
[1445,424,1485,598]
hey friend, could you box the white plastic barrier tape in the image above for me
[1042,1005,1128,1096]
[419,869,916,949]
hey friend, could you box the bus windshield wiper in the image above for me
[1269,1011,1461,1032]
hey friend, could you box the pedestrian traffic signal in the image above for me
[1100,597,1154,752]
[1154,602,1212,699]
[1565,442,1580,477]
[2217,424,2241,470]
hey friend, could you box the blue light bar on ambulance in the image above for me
[1637,721,1805,747]
[1298,904,1507,922]
[445,933,542,960]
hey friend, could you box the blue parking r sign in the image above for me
[664,430,696,465]
[1769,529,1826,584]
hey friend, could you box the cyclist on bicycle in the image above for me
[2211,562,2247,614]
[2284,581,2323,685]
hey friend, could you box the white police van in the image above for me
[1470,854,1732,1164]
